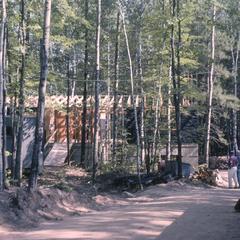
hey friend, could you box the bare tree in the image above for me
[29,0,52,190]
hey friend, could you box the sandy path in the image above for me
[1,184,240,240]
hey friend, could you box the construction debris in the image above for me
[190,164,223,186]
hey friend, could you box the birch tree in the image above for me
[167,65,172,163]
[112,11,120,163]
[66,57,71,165]
[92,0,101,183]
[204,4,216,167]
[118,0,142,189]
[231,36,239,152]
[152,0,167,167]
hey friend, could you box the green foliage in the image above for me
[5,0,240,168]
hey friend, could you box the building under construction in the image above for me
[5,95,198,172]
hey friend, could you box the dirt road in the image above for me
[1,182,240,240]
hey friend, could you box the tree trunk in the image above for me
[66,57,71,165]
[2,20,7,188]
[204,5,216,167]
[176,0,182,178]
[11,93,18,179]
[105,37,111,162]
[0,0,7,191]
[138,31,145,168]
[2,82,6,189]
[171,0,182,178]
[71,50,76,97]
[80,0,89,165]
[112,11,120,163]
[119,1,142,189]
[152,77,161,165]
[167,65,172,162]
[92,0,101,184]
[29,0,52,191]
[137,0,147,169]
[231,36,239,151]
[152,1,166,166]
[15,0,26,186]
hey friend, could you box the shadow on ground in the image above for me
[1,185,240,240]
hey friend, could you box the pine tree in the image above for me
[0,0,7,192]
[29,0,52,191]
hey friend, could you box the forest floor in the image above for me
[0,168,240,240]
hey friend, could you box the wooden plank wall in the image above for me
[44,107,96,144]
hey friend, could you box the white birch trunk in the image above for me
[93,0,101,183]
[118,1,142,189]
[231,36,240,151]
[138,31,145,167]
[167,65,172,162]
[205,5,216,167]
[112,12,120,163]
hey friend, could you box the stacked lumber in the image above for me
[190,164,219,185]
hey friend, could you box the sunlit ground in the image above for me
[1,184,240,240]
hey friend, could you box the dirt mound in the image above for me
[0,166,130,229]
[0,187,91,229]
[1,165,229,230]
[0,167,96,229]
